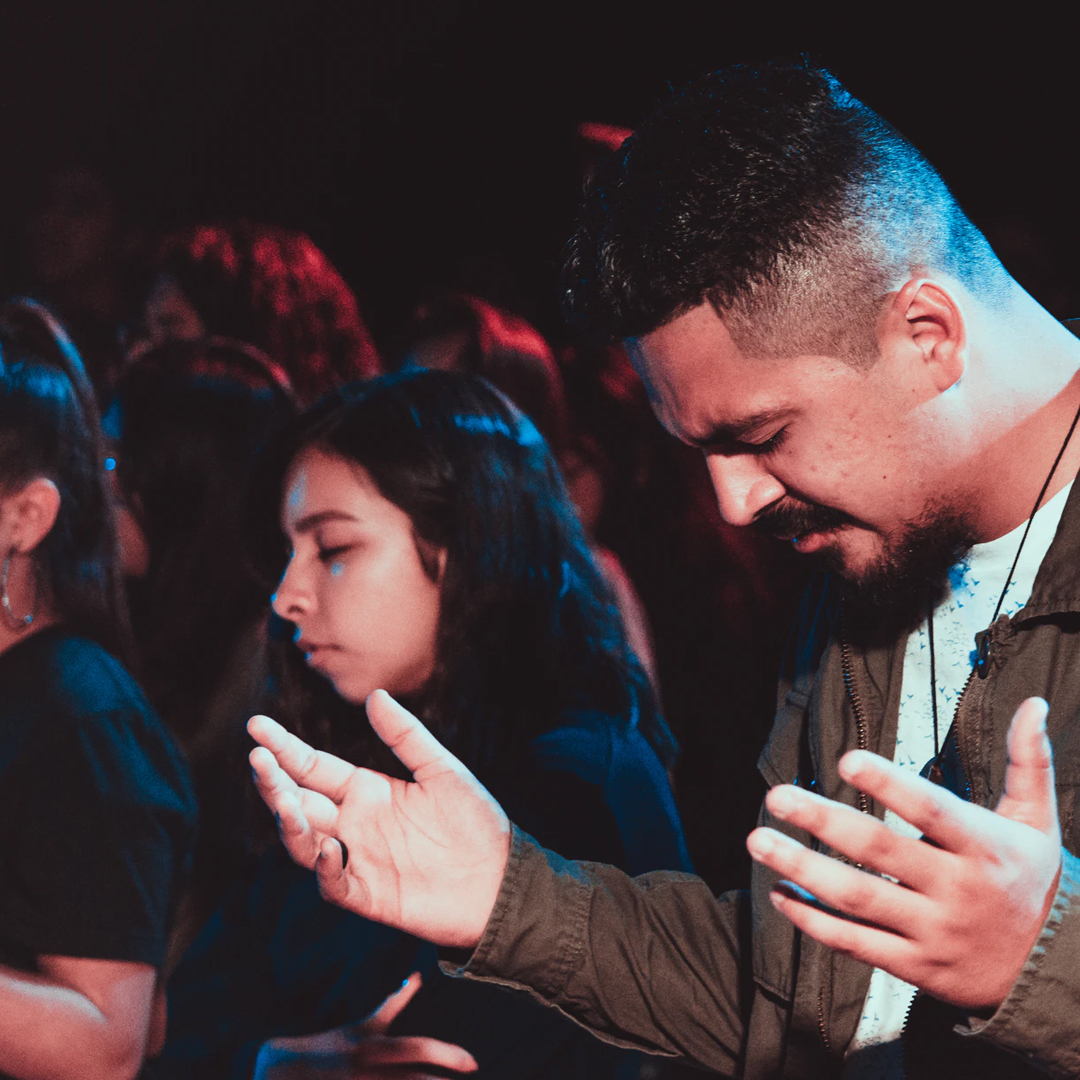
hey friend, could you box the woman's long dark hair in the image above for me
[0,299,130,660]
[255,369,676,777]
[110,339,296,739]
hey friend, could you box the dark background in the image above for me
[3,2,1076,891]
[2,2,1077,347]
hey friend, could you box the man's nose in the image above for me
[271,557,312,621]
[705,452,786,527]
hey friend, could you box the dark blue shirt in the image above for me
[158,710,691,1079]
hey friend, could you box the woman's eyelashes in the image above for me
[317,544,352,565]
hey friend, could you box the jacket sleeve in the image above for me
[443,825,751,1076]
[957,846,1080,1078]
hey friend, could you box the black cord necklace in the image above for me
[925,393,1080,777]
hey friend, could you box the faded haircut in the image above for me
[564,61,1011,363]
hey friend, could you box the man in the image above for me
[249,63,1080,1077]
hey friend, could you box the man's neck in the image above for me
[957,309,1080,542]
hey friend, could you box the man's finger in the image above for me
[366,691,468,781]
[763,785,942,892]
[747,826,933,937]
[295,788,341,835]
[250,745,298,804]
[770,883,919,974]
[837,750,992,853]
[248,714,357,801]
[315,836,353,908]
[997,697,1059,836]
[364,973,424,1034]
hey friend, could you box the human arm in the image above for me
[0,956,157,1080]
[253,972,478,1080]
[249,692,750,1073]
[746,696,1080,1074]
[248,690,510,948]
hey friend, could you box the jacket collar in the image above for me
[1014,473,1080,619]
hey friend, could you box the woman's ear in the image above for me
[5,478,61,555]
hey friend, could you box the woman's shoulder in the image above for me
[0,628,192,799]
[525,710,617,783]
[526,707,665,783]
[521,708,693,876]
[2,629,151,721]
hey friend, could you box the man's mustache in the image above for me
[752,499,856,541]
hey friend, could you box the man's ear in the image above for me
[7,478,61,555]
[884,278,967,394]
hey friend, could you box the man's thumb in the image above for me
[997,697,1060,837]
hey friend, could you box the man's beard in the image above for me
[754,498,976,628]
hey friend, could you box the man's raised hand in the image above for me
[248,689,511,949]
[746,696,1063,1010]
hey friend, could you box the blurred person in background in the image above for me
[401,292,663,698]
[157,369,689,1080]
[104,339,297,966]
[0,300,195,1080]
[141,222,382,406]
[21,162,140,401]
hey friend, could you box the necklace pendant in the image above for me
[975,630,992,679]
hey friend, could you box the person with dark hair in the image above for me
[402,293,570,451]
[141,222,382,406]
[162,368,689,1079]
[252,62,1080,1079]
[404,294,665,704]
[105,339,297,963]
[0,300,196,1079]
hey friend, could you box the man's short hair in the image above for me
[564,61,1009,362]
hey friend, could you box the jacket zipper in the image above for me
[838,606,871,815]
[837,606,979,1063]
[815,605,870,1054]
[816,984,832,1054]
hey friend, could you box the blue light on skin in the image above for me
[331,561,345,577]
[288,470,306,511]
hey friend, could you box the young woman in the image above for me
[160,369,690,1079]
[0,300,196,1079]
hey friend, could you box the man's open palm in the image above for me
[747,696,1063,1008]
[249,689,511,948]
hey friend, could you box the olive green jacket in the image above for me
[451,479,1080,1078]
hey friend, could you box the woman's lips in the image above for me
[297,640,340,666]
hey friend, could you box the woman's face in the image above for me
[272,446,443,705]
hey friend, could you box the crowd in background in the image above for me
[1,151,1075,1080]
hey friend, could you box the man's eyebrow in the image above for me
[682,410,787,449]
[291,510,359,533]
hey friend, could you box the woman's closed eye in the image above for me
[317,544,353,564]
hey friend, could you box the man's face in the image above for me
[628,303,973,604]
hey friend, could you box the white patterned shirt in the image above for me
[843,481,1072,1078]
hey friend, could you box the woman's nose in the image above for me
[271,557,313,620]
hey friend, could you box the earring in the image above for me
[1,552,34,631]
